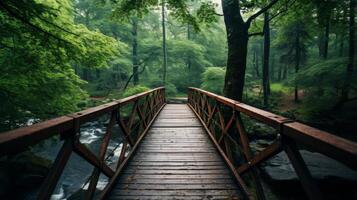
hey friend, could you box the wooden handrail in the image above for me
[0,87,166,199]
[0,87,164,156]
[188,87,357,200]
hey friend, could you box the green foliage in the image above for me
[0,0,122,131]
[201,67,225,95]
[165,83,178,97]
[123,85,150,97]
[112,0,217,31]
[294,58,357,114]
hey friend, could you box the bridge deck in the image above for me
[107,104,241,199]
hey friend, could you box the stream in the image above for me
[28,118,124,200]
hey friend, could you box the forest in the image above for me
[0,0,356,199]
[1,0,356,138]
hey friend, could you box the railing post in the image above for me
[284,138,323,200]
[37,136,74,200]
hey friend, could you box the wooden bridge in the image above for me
[0,87,356,200]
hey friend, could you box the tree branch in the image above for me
[0,1,73,45]
[248,32,264,37]
[268,0,296,22]
[246,0,279,25]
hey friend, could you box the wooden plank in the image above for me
[115,183,238,190]
[110,189,240,196]
[107,104,242,199]
[125,165,227,170]
[128,161,226,166]
[109,195,238,200]
[123,169,230,175]
[138,149,217,153]
[117,174,234,179]
[99,103,166,200]
[117,178,234,184]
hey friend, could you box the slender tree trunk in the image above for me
[323,14,330,59]
[283,64,288,80]
[221,0,249,101]
[278,63,282,81]
[341,0,355,102]
[254,48,260,78]
[263,11,270,108]
[162,2,168,86]
[187,23,192,69]
[317,8,331,59]
[295,33,301,102]
[339,34,345,57]
[132,17,139,85]
[271,55,275,83]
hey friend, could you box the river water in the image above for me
[29,117,124,200]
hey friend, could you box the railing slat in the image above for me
[285,139,323,200]
[38,138,73,200]
[187,87,357,200]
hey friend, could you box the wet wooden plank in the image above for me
[108,104,241,199]
[110,189,240,196]
[117,178,235,184]
[115,183,238,190]
[123,169,230,175]
[109,195,238,200]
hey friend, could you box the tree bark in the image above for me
[222,0,248,101]
[187,23,192,69]
[132,17,139,85]
[295,32,301,102]
[341,0,355,102]
[263,11,270,108]
[162,2,168,86]
[323,15,330,59]
[253,48,260,78]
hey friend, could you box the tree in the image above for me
[340,0,356,104]
[0,0,121,130]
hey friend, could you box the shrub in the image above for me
[201,67,226,95]
[165,83,178,97]
[123,85,150,97]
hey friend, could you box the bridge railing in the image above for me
[188,87,357,200]
[0,87,165,200]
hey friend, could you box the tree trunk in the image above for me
[132,17,139,85]
[162,2,168,86]
[323,15,330,59]
[222,0,248,101]
[263,11,270,108]
[278,63,282,81]
[339,34,345,57]
[341,0,355,102]
[283,64,288,80]
[295,33,301,102]
[187,23,192,70]
[268,57,273,94]
[317,9,331,59]
[253,48,260,78]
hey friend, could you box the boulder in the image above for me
[0,151,51,199]
[261,150,357,199]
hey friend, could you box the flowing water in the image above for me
[26,118,124,200]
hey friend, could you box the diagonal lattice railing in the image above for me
[188,87,357,200]
[0,87,165,200]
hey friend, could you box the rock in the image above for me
[0,151,51,199]
[261,150,357,199]
[247,122,277,140]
